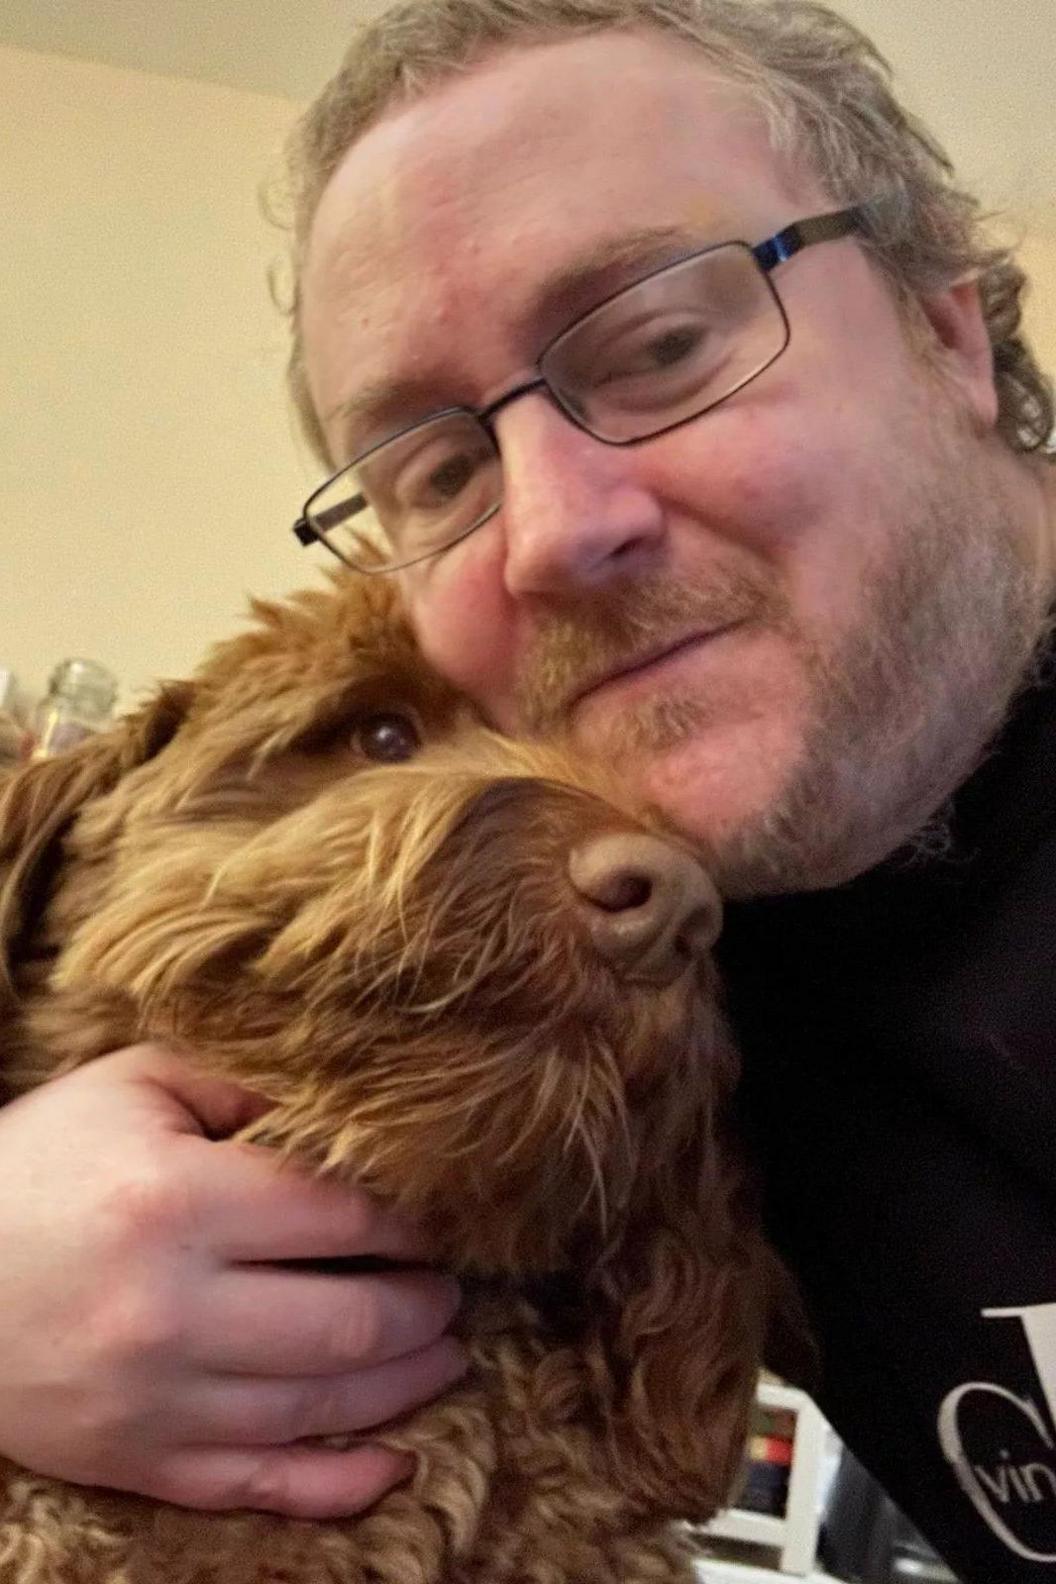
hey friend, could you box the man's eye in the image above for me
[355,713,421,762]
[599,316,712,381]
[646,325,706,368]
[393,442,492,514]
[421,452,478,504]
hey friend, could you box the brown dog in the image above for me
[0,572,777,1584]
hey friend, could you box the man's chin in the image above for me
[601,723,803,861]
[610,724,892,899]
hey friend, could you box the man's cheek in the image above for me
[404,556,516,715]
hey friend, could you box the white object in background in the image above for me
[701,1382,836,1579]
[0,668,17,714]
[695,1560,844,1584]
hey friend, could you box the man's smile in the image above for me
[568,622,744,718]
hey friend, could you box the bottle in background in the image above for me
[0,667,28,768]
[31,659,118,759]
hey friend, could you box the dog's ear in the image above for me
[591,1142,771,1524]
[0,683,193,997]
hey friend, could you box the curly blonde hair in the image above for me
[274,0,1054,468]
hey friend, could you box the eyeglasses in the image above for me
[292,207,863,574]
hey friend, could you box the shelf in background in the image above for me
[701,1381,837,1579]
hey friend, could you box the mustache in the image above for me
[514,565,787,734]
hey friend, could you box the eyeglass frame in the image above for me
[292,205,865,573]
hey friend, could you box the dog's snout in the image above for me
[568,832,722,982]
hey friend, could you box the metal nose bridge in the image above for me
[477,374,553,433]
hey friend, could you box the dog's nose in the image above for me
[567,832,722,982]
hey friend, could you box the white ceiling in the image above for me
[2,0,1054,224]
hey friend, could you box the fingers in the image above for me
[63,1046,430,1264]
[180,1336,469,1448]
[146,1441,416,1520]
[183,1146,433,1263]
[190,1267,463,1377]
[0,1047,461,1520]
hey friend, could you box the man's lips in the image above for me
[567,624,741,716]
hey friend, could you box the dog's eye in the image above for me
[356,713,421,763]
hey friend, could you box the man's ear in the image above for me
[915,277,999,431]
[0,682,193,999]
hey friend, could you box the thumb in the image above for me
[92,1043,276,1139]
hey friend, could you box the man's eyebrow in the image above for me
[529,224,723,325]
[325,223,726,448]
[324,375,454,451]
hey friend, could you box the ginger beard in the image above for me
[515,389,1049,899]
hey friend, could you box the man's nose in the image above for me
[493,394,666,598]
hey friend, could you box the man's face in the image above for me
[300,30,1046,894]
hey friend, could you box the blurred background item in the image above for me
[30,657,118,759]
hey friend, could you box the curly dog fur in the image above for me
[0,572,781,1583]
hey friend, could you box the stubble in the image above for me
[513,401,1051,897]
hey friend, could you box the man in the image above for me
[285,9,1056,1576]
[0,2,1052,1580]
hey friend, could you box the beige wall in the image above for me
[0,45,318,710]
[1019,226,1056,373]
[1,43,1054,716]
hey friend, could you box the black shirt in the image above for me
[718,653,1056,1583]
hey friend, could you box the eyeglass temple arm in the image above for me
[292,491,367,547]
[753,207,862,273]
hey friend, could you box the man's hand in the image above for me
[0,1044,466,1517]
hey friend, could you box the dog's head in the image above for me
[0,573,731,1277]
